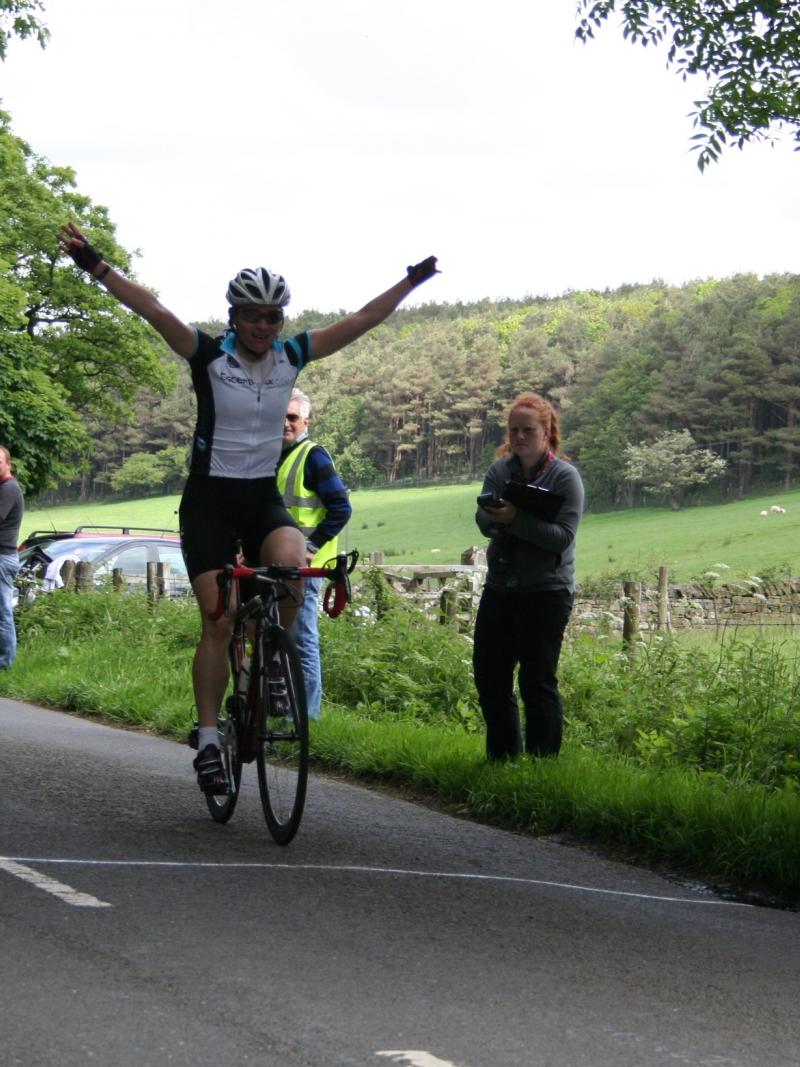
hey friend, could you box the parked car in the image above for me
[14,526,191,604]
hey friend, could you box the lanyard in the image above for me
[528,450,554,483]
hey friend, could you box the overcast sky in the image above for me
[3,0,798,321]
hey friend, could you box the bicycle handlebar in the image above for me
[209,550,359,621]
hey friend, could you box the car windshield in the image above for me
[19,538,125,564]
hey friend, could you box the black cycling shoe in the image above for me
[193,744,228,795]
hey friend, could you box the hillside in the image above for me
[22,485,800,583]
[25,274,800,515]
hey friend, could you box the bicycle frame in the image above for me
[199,550,358,842]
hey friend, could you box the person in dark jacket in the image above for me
[474,393,584,760]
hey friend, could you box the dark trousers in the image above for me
[473,586,574,760]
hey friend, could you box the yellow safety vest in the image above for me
[277,438,339,567]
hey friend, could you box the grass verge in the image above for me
[311,711,800,906]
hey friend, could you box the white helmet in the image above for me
[226,267,291,307]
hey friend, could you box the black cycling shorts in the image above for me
[179,474,299,581]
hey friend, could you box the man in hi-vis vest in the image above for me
[277,388,352,718]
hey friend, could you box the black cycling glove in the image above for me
[406,255,439,287]
[67,238,105,274]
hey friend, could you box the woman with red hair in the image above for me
[474,393,584,760]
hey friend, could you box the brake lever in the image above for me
[322,579,346,618]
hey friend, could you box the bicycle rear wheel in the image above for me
[255,625,309,844]
[206,699,243,823]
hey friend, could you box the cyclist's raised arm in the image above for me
[58,222,197,358]
[309,256,439,362]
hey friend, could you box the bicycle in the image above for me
[189,550,358,845]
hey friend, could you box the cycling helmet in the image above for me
[226,267,291,307]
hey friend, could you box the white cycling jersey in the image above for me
[187,328,312,479]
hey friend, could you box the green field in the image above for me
[22,483,800,582]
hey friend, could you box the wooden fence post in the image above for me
[60,559,77,590]
[657,565,670,632]
[368,551,385,565]
[439,587,458,629]
[622,580,641,650]
[157,561,171,599]
[75,561,93,592]
[146,561,158,602]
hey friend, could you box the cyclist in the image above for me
[58,222,439,793]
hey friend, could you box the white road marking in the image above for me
[5,856,751,907]
[377,1052,465,1067]
[0,857,112,908]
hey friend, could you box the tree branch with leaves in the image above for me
[0,0,48,61]
[576,0,800,169]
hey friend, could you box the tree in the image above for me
[303,393,379,489]
[759,282,800,489]
[110,447,187,497]
[577,1,800,168]
[0,108,174,495]
[1,110,174,420]
[565,345,656,506]
[0,0,48,60]
[0,275,87,496]
[624,429,727,508]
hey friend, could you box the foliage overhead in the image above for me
[0,0,48,60]
[0,108,174,495]
[576,0,800,168]
[0,276,86,493]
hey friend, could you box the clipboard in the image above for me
[502,481,565,521]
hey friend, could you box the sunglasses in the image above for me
[237,307,284,326]
[285,413,302,423]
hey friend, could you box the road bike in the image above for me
[190,550,358,844]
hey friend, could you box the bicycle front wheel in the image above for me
[255,625,309,845]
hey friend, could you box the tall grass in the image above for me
[7,589,198,734]
[560,633,800,791]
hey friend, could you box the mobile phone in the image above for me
[477,492,502,509]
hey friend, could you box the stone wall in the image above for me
[573,578,800,633]
[376,555,800,633]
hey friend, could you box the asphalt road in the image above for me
[1,697,798,1067]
